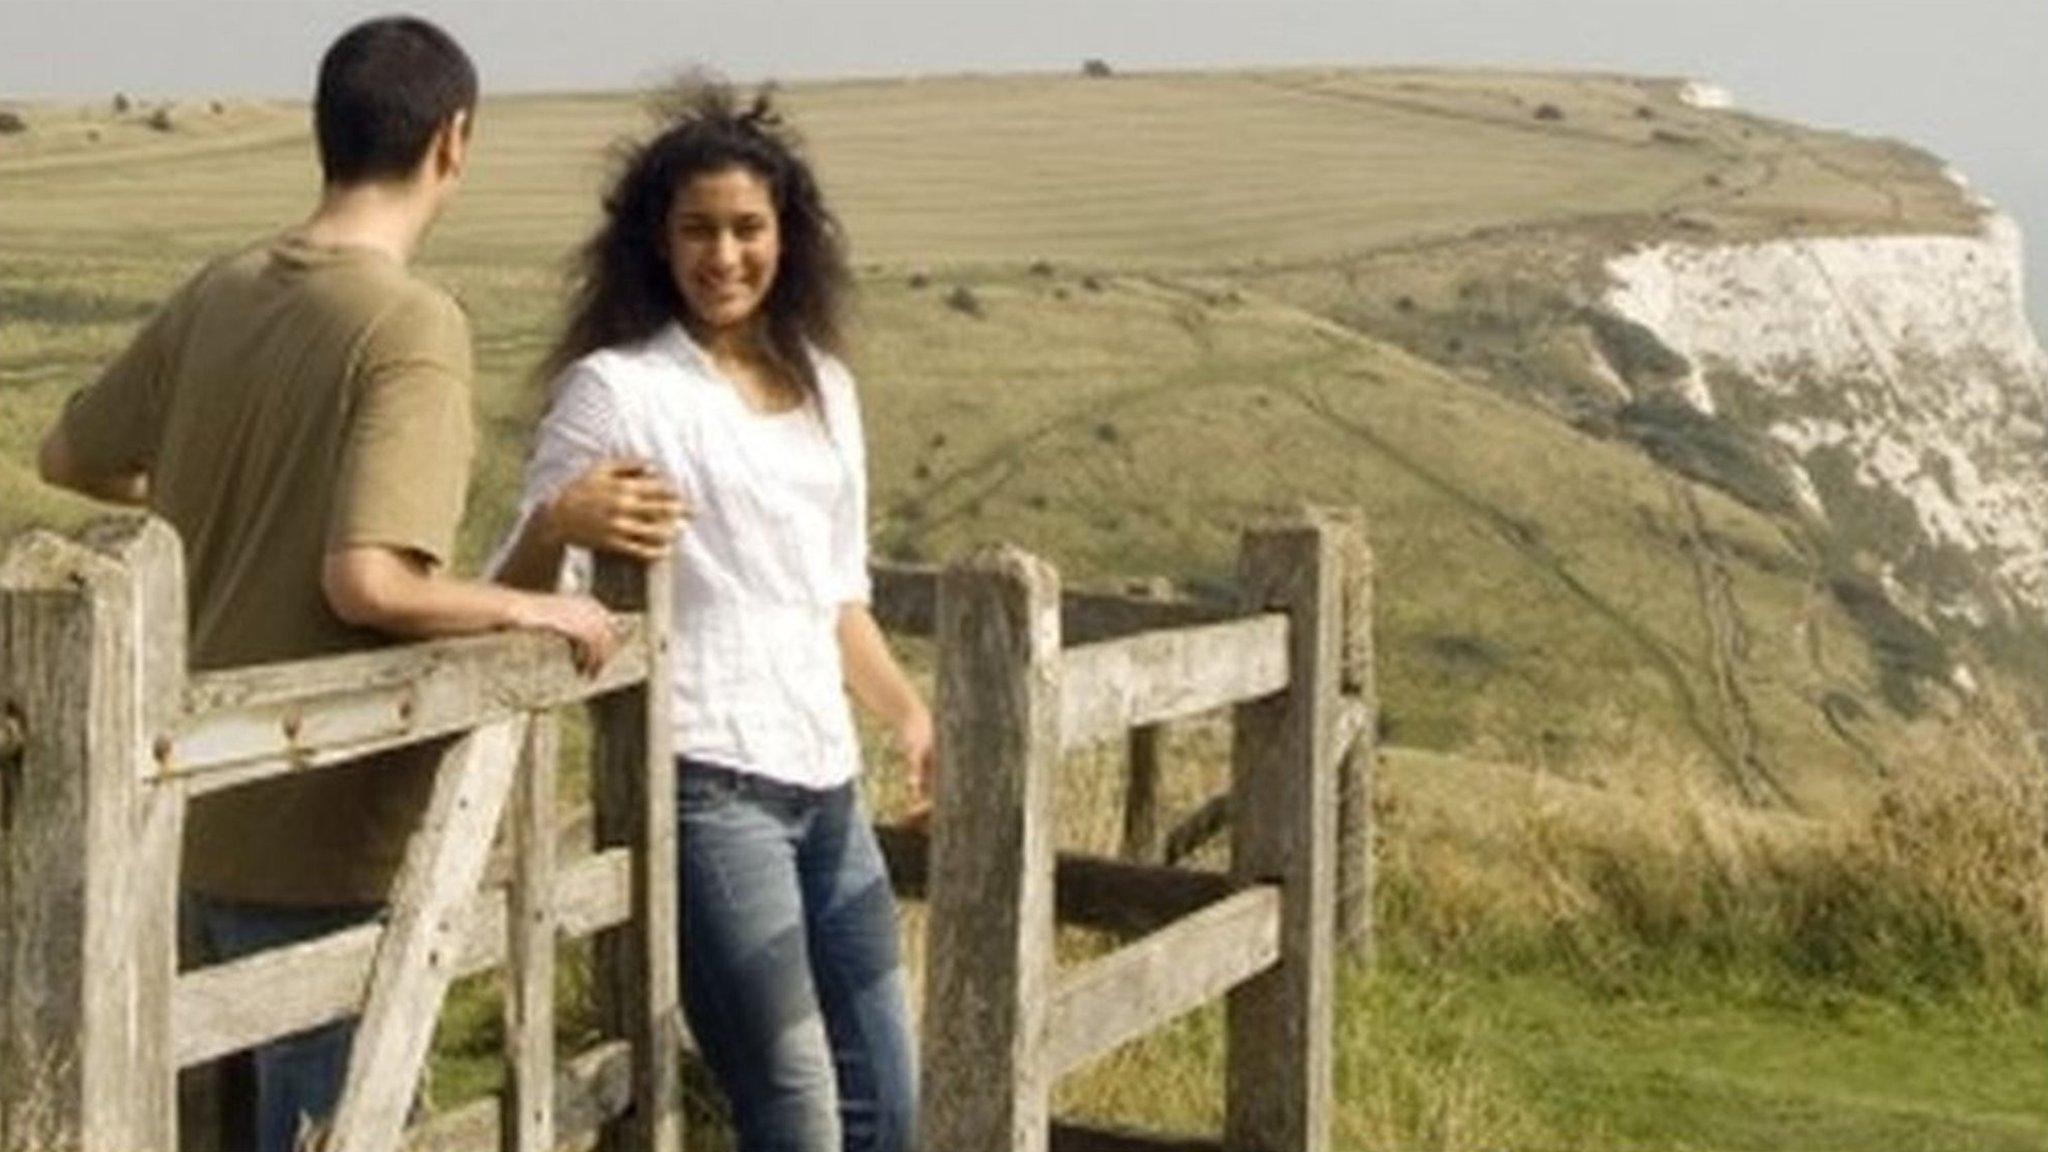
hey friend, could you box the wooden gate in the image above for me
[0,517,682,1152]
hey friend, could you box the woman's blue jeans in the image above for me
[677,760,918,1152]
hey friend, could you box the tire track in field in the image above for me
[895,366,1257,538]
[1666,477,1793,804]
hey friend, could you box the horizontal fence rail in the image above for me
[166,621,651,792]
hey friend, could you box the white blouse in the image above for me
[498,322,871,790]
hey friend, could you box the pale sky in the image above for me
[6,0,2046,335]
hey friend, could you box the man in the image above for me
[37,16,613,1150]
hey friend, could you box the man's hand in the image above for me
[542,459,688,562]
[509,591,620,675]
[324,546,618,673]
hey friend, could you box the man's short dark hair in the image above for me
[315,16,477,186]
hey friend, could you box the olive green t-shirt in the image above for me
[58,232,475,905]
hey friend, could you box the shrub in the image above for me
[0,110,28,135]
[943,285,983,318]
[1533,102,1565,122]
[1028,259,1055,277]
[1584,309,1689,383]
[1614,395,1800,516]
[906,269,930,290]
[112,92,132,114]
[1081,58,1114,79]
[144,106,175,132]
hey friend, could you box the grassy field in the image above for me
[3,69,2040,1149]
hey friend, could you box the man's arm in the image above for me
[36,424,150,505]
[323,545,619,672]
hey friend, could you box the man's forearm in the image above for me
[324,547,538,638]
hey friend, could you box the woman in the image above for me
[494,82,926,1152]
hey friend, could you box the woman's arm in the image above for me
[495,460,686,590]
[839,603,935,799]
[491,366,687,591]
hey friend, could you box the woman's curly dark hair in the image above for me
[541,76,850,399]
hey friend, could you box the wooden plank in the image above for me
[1,518,185,1152]
[923,545,1062,1152]
[173,848,631,1068]
[405,1040,631,1152]
[874,822,1240,938]
[503,715,559,1152]
[1151,699,1364,870]
[867,563,1239,646]
[1163,793,1229,865]
[590,553,681,1152]
[1049,1121,1224,1152]
[1060,615,1289,748]
[1224,520,1340,1152]
[1059,589,1238,646]
[324,717,527,1152]
[168,621,648,791]
[1122,724,1163,862]
[869,561,938,636]
[1046,886,1281,1077]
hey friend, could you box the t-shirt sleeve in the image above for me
[55,281,190,475]
[482,362,626,590]
[326,290,476,567]
[826,362,873,605]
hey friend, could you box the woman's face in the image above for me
[666,166,781,335]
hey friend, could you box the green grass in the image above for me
[2,68,2032,1151]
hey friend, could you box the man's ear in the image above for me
[433,109,471,181]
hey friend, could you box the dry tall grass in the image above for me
[1381,695,2048,1004]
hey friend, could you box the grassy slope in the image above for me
[3,71,2034,1149]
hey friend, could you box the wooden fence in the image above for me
[0,509,1373,1152]
[0,518,679,1152]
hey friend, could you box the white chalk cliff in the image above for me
[1603,213,2048,628]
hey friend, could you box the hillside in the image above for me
[3,68,2025,807]
[6,67,2046,1151]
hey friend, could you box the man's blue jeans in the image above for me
[677,760,918,1152]
[187,896,380,1152]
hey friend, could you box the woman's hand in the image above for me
[893,701,937,805]
[542,459,689,561]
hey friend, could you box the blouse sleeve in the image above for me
[826,363,873,605]
[484,363,623,591]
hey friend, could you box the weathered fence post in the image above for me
[0,517,185,1152]
[590,553,681,1152]
[923,545,1062,1152]
[1327,510,1377,961]
[1225,517,1339,1152]
[505,713,560,1152]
